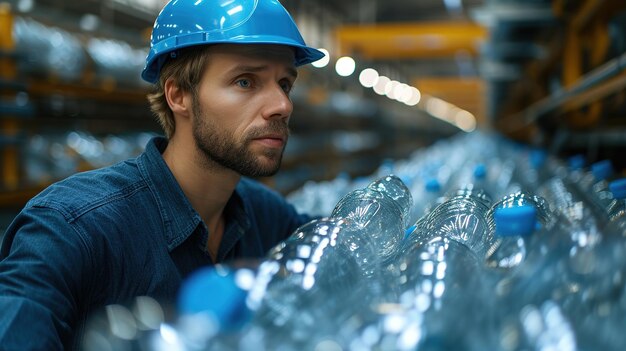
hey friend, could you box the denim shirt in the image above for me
[0,137,311,350]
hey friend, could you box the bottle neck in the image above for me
[608,198,626,222]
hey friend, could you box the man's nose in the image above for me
[261,84,293,122]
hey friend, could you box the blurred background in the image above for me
[1,0,626,234]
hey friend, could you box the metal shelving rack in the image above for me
[493,0,626,170]
[0,2,159,209]
[0,3,19,192]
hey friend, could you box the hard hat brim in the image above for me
[141,37,325,84]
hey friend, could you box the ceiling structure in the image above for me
[289,0,558,129]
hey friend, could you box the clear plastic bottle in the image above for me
[530,148,559,184]
[249,218,379,348]
[450,162,514,204]
[240,177,423,350]
[345,188,496,350]
[331,174,413,260]
[83,288,239,351]
[175,265,255,351]
[501,196,626,350]
[160,260,294,351]
[286,172,353,217]
[246,173,413,349]
[509,148,554,195]
[543,177,626,351]
[493,300,578,351]
[485,192,552,271]
[606,178,626,223]
[587,160,614,188]
[577,159,615,220]
[81,296,170,351]
[144,215,400,351]
[485,205,537,270]
[559,153,586,188]
[423,187,493,256]
[538,175,605,248]
[471,163,491,197]
[400,187,493,258]
[333,234,496,351]
[485,189,626,351]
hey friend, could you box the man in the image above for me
[0,0,324,349]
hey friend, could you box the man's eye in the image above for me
[236,79,251,88]
[280,81,293,94]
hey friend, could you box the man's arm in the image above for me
[0,206,94,349]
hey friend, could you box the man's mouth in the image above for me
[252,134,287,148]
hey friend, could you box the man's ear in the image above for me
[164,78,191,118]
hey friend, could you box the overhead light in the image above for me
[359,68,379,88]
[311,48,330,68]
[455,110,477,132]
[373,76,391,95]
[404,87,421,106]
[443,0,463,13]
[426,97,450,120]
[385,80,400,99]
[397,85,414,104]
[393,83,410,102]
[79,14,100,32]
[16,0,34,12]
[335,56,356,77]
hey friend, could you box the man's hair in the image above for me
[147,46,212,138]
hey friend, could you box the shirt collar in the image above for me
[137,137,202,251]
[137,137,251,253]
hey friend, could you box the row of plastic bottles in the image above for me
[83,131,626,351]
[13,17,148,86]
[24,131,156,186]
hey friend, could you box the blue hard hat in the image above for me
[141,0,325,83]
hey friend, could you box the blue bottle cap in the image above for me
[591,160,613,181]
[473,163,487,179]
[404,225,417,239]
[530,149,547,169]
[381,158,394,172]
[178,267,251,332]
[494,205,537,237]
[354,176,369,184]
[425,178,441,192]
[609,178,626,200]
[336,171,350,181]
[568,155,585,170]
[400,175,413,188]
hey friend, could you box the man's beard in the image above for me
[191,99,289,177]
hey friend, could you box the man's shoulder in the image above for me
[26,160,148,220]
